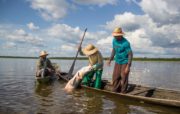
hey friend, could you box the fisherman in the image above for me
[79,44,104,89]
[107,27,133,93]
[36,50,55,77]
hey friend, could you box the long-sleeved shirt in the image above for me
[36,57,54,70]
[80,50,103,70]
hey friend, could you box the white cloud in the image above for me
[139,0,180,25]
[104,12,155,39]
[45,23,115,56]
[27,22,39,30]
[96,36,113,54]
[47,24,81,42]
[85,30,108,41]
[73,0,118,7]
[47,24,109,45]
[61,44,75,51]
[97,36,112,46]
[2,0,180,59]
[28,47,41,55]
[0,23,110,57]
[2,42,17,49]
[0,26,44,48]
[48,24,81,38]
[125,29,152,48]
[103,0,180,57]
[0,25,49,56]
[105,12,142,31]
[30,0,69,21]
[29,0,119,21]
[7,29,44,47]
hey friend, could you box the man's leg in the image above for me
[82,71,95,86]
[112,63,122,92]
[94,70,103,89]
[46,68,54,76]
[120,64,129,93]
[36,69,42,77]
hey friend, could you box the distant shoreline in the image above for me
[0,56,180,61]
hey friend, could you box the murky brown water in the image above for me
[0,58,180,114]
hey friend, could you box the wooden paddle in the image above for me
[68,28,87,78]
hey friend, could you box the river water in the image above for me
[0,58,180,114]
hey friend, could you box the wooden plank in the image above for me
[128,88,155,95]
[128,88,148,95]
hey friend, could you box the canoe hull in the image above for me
[83,85,180,107]
[36,76,55,84]
[59,72,180,108]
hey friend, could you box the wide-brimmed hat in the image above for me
[39,50,48,57]
[112,27,124,36]
[82,44,98,56]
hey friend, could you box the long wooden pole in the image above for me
[68,28,87,78]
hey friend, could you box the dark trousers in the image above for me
[36,68,53,77]
[112,63,129,93]
[82,70,103,89]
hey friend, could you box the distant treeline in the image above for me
[0,56,180,61]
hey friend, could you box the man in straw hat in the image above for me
[79,44,104,89]
[36,50,55,77]
[107,27,133,93]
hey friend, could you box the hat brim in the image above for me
[112,32,124,36]
[82,48,98,56]
[39,54,48,57]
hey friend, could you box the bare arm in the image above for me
[125,51,133,74]
[47,59,55,70]
[127,51,133,67]
[110,48,115,61]
[107,48,115,66]
[36,59,41,70]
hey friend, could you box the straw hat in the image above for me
[39,50,48,57]
[82,44,98,56]
[112,27,124,36]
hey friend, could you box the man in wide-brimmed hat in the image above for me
[107,27,133,93]
[36,50,55,77]
[79,44,104,89]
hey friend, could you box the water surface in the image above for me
[0,58,180,114]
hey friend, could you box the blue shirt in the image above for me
[113,37,132,64]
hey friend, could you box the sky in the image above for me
[0,0,180,58]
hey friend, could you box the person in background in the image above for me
[107,27,133,93]
[36,51,55,77]
[79,44,104,89]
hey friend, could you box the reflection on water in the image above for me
[0,58,180,114]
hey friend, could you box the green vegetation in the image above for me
[0,56,38,59]
[132,57,180,61]
[0,56,180,61]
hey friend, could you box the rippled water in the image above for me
[0,58,180,114]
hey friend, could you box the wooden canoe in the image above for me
[35,63,60,84]
[59,72,180,108]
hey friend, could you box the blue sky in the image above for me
[0,0,180,58]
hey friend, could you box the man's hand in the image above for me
[125,64,130,74]
[106,60,111,66]
[88,65,93,71]
[78,45,81,51]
